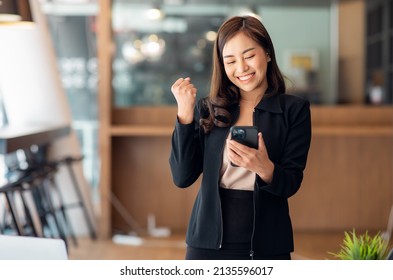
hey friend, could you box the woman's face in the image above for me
[222,31,270,96]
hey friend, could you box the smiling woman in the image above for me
[169,15,311,260]
[95,0,343,255]
[198,15,286,133]
[222,33,270,110]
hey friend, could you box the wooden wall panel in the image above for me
[97,0,113,238]
[112,107,177,126]
[311,105,393,125]
[107,106,393,234]
[111,137,199,233]
[338,0,365,104]
[290,135,393,231]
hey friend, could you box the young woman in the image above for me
[169,15,312,260]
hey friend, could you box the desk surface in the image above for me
[0,124,70,154]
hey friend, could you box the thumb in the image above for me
[184,77,191,81]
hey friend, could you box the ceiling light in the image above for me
[205,31,217,42]
[145,6,165,21]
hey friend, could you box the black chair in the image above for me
[3,165,72,249]
[0,180,26,236]
[21,154,97,242]
[6,146,96,244]
[13,165,72,248]
[0,174,42,237]
[48,155,97,240]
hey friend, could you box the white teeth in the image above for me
[238,74,253,81]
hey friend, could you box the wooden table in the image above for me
[0,124,70,154]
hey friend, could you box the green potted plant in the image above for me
[329,229,390,260]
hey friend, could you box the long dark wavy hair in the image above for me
[200,15,286,133]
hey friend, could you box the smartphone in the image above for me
[229,126,259,167]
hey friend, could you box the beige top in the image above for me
[219,97,261,191]
[220,134,255,191]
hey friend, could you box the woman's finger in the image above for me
[171,77,193,94]
[171,78,184,92]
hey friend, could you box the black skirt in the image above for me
[185,187,291,260]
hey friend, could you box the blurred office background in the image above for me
[0,0,392,259]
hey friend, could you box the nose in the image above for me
[237,58,249,73]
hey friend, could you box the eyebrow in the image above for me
[223,47,255,58]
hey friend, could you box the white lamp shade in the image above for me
[0,23,71,126]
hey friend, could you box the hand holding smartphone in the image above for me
[229,126,259,167]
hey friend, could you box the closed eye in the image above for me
[245,55,255,60]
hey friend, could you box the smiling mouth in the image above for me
[237,73,254,81]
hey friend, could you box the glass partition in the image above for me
[40,2,100,196]
[111,2,226,106]
[37,0,335,193]
[111,0,334,106]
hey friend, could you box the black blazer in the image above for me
[169,93,312,257]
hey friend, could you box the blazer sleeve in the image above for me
[257,98,312,198]
[169,101,204,188]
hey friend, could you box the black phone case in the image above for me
[229,126,259,167]
[230,126,259,148]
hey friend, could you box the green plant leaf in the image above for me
[328,229,390,260]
